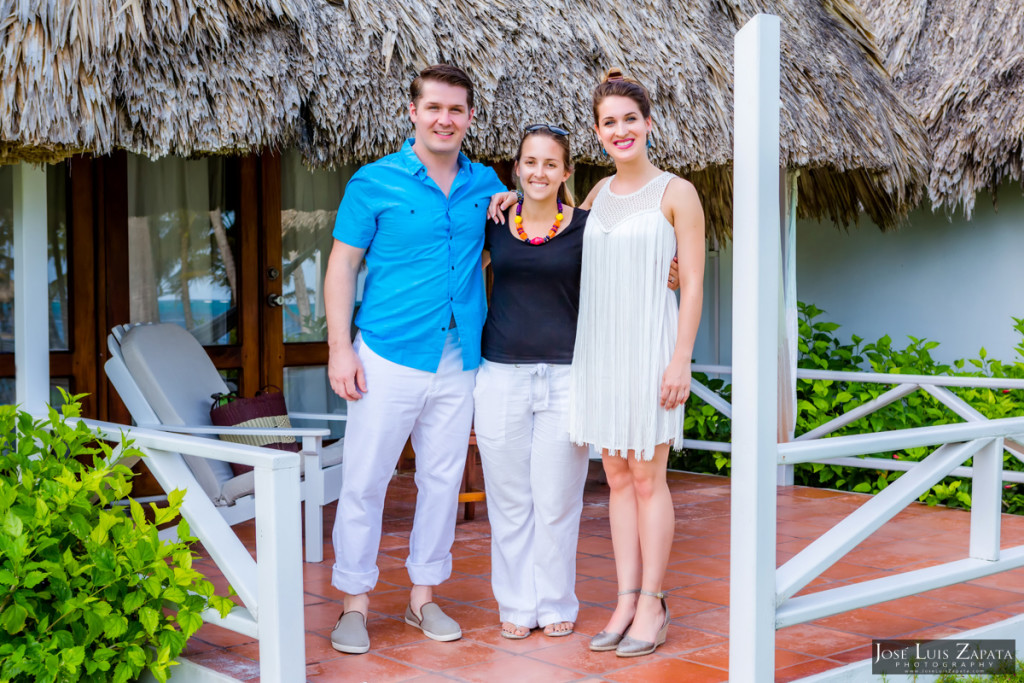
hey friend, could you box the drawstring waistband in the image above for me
[527,363,550,412]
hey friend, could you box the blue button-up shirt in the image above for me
[333,139,506,372]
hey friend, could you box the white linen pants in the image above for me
[473,361,589,627]
[331,330,475,595]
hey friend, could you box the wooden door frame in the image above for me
[257,151,332,388]
[2,151,327,417]
[0,157,105,417]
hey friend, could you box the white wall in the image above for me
[696,182,1024,367]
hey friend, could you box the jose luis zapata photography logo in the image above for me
[872,639,1016,675]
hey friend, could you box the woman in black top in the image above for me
[474,125,589,640]
[475,126,678,641]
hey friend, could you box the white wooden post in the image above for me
[970,437,1003,561]
[254,462,306,681]
[302,434,325,563]
[729,14,781,683]
[12,163,49,414]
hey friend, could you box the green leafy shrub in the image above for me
[672,305,1024,513]
[936,658,1024,681]
[0,394,233,683]
[678,371,733,475]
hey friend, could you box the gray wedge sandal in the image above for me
[615,590,670,658]
[589,589,640,652]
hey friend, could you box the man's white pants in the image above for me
[473,360,589,628]
[331,330,475,595]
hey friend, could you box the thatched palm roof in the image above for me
[862,0,1024,216]
[0,0,929,239]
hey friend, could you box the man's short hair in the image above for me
[410,64,475,110]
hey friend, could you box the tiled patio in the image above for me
[186,466,1024,682]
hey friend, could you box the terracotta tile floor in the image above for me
[187,467,1024,682]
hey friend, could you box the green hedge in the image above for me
[674,304,1024,514]
[0,395,233,683]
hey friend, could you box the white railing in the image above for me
[728,16,1024,681]
[76,420,306,683]
[687,365,1024,485]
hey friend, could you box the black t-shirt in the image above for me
[481,208,588,364]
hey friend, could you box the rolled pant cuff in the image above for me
[499,611,539,629]
[406,555,453,587]
[331,565,379,596]
[538,610,579,626]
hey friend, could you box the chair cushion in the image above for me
[120,324,230,425]
[119,323,236,501]
[322,440,345,467]
[218,440,343,506]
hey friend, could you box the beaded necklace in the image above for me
[513,198,564,245]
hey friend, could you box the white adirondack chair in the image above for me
[104,322,345,562]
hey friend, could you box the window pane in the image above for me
[280,151,359,343]
[0,163,70,354]
[0,377,70,408]
[127,155,237,346]
[283,365,346,439]
[48,166,69,350]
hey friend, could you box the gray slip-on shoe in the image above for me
[330,611,370,654]
[405,602,462,642]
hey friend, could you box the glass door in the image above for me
[125,154,251,390]
[273,151,359,438]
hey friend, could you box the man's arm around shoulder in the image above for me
[325,239,368,401]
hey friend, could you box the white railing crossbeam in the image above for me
[692,363,734,375]
[198,605,258,640]
[680,438,732,453]
[775,439,989,603]
[794,384,918,442]
[776,545,1024,629]
[690,377,734,418]
[798,369,1024,390]
[808,455,1024,484]
[923,384,1024,461]
[778,416,1024,464]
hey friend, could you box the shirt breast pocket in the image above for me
[451,197,489,247]
[375,205,446,260]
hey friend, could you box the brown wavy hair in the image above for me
[591,67,652,122]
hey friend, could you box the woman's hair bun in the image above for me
[603,67,624,82]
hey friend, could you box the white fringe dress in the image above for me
[568,172,685,461]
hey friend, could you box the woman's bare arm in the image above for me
[659,178,706,409]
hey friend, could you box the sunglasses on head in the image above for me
[524,124,570,137]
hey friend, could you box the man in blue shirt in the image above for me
[324,64,506,654]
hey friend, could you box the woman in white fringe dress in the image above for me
[568,68,706,658]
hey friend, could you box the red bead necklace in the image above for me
[514,198,564,245]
